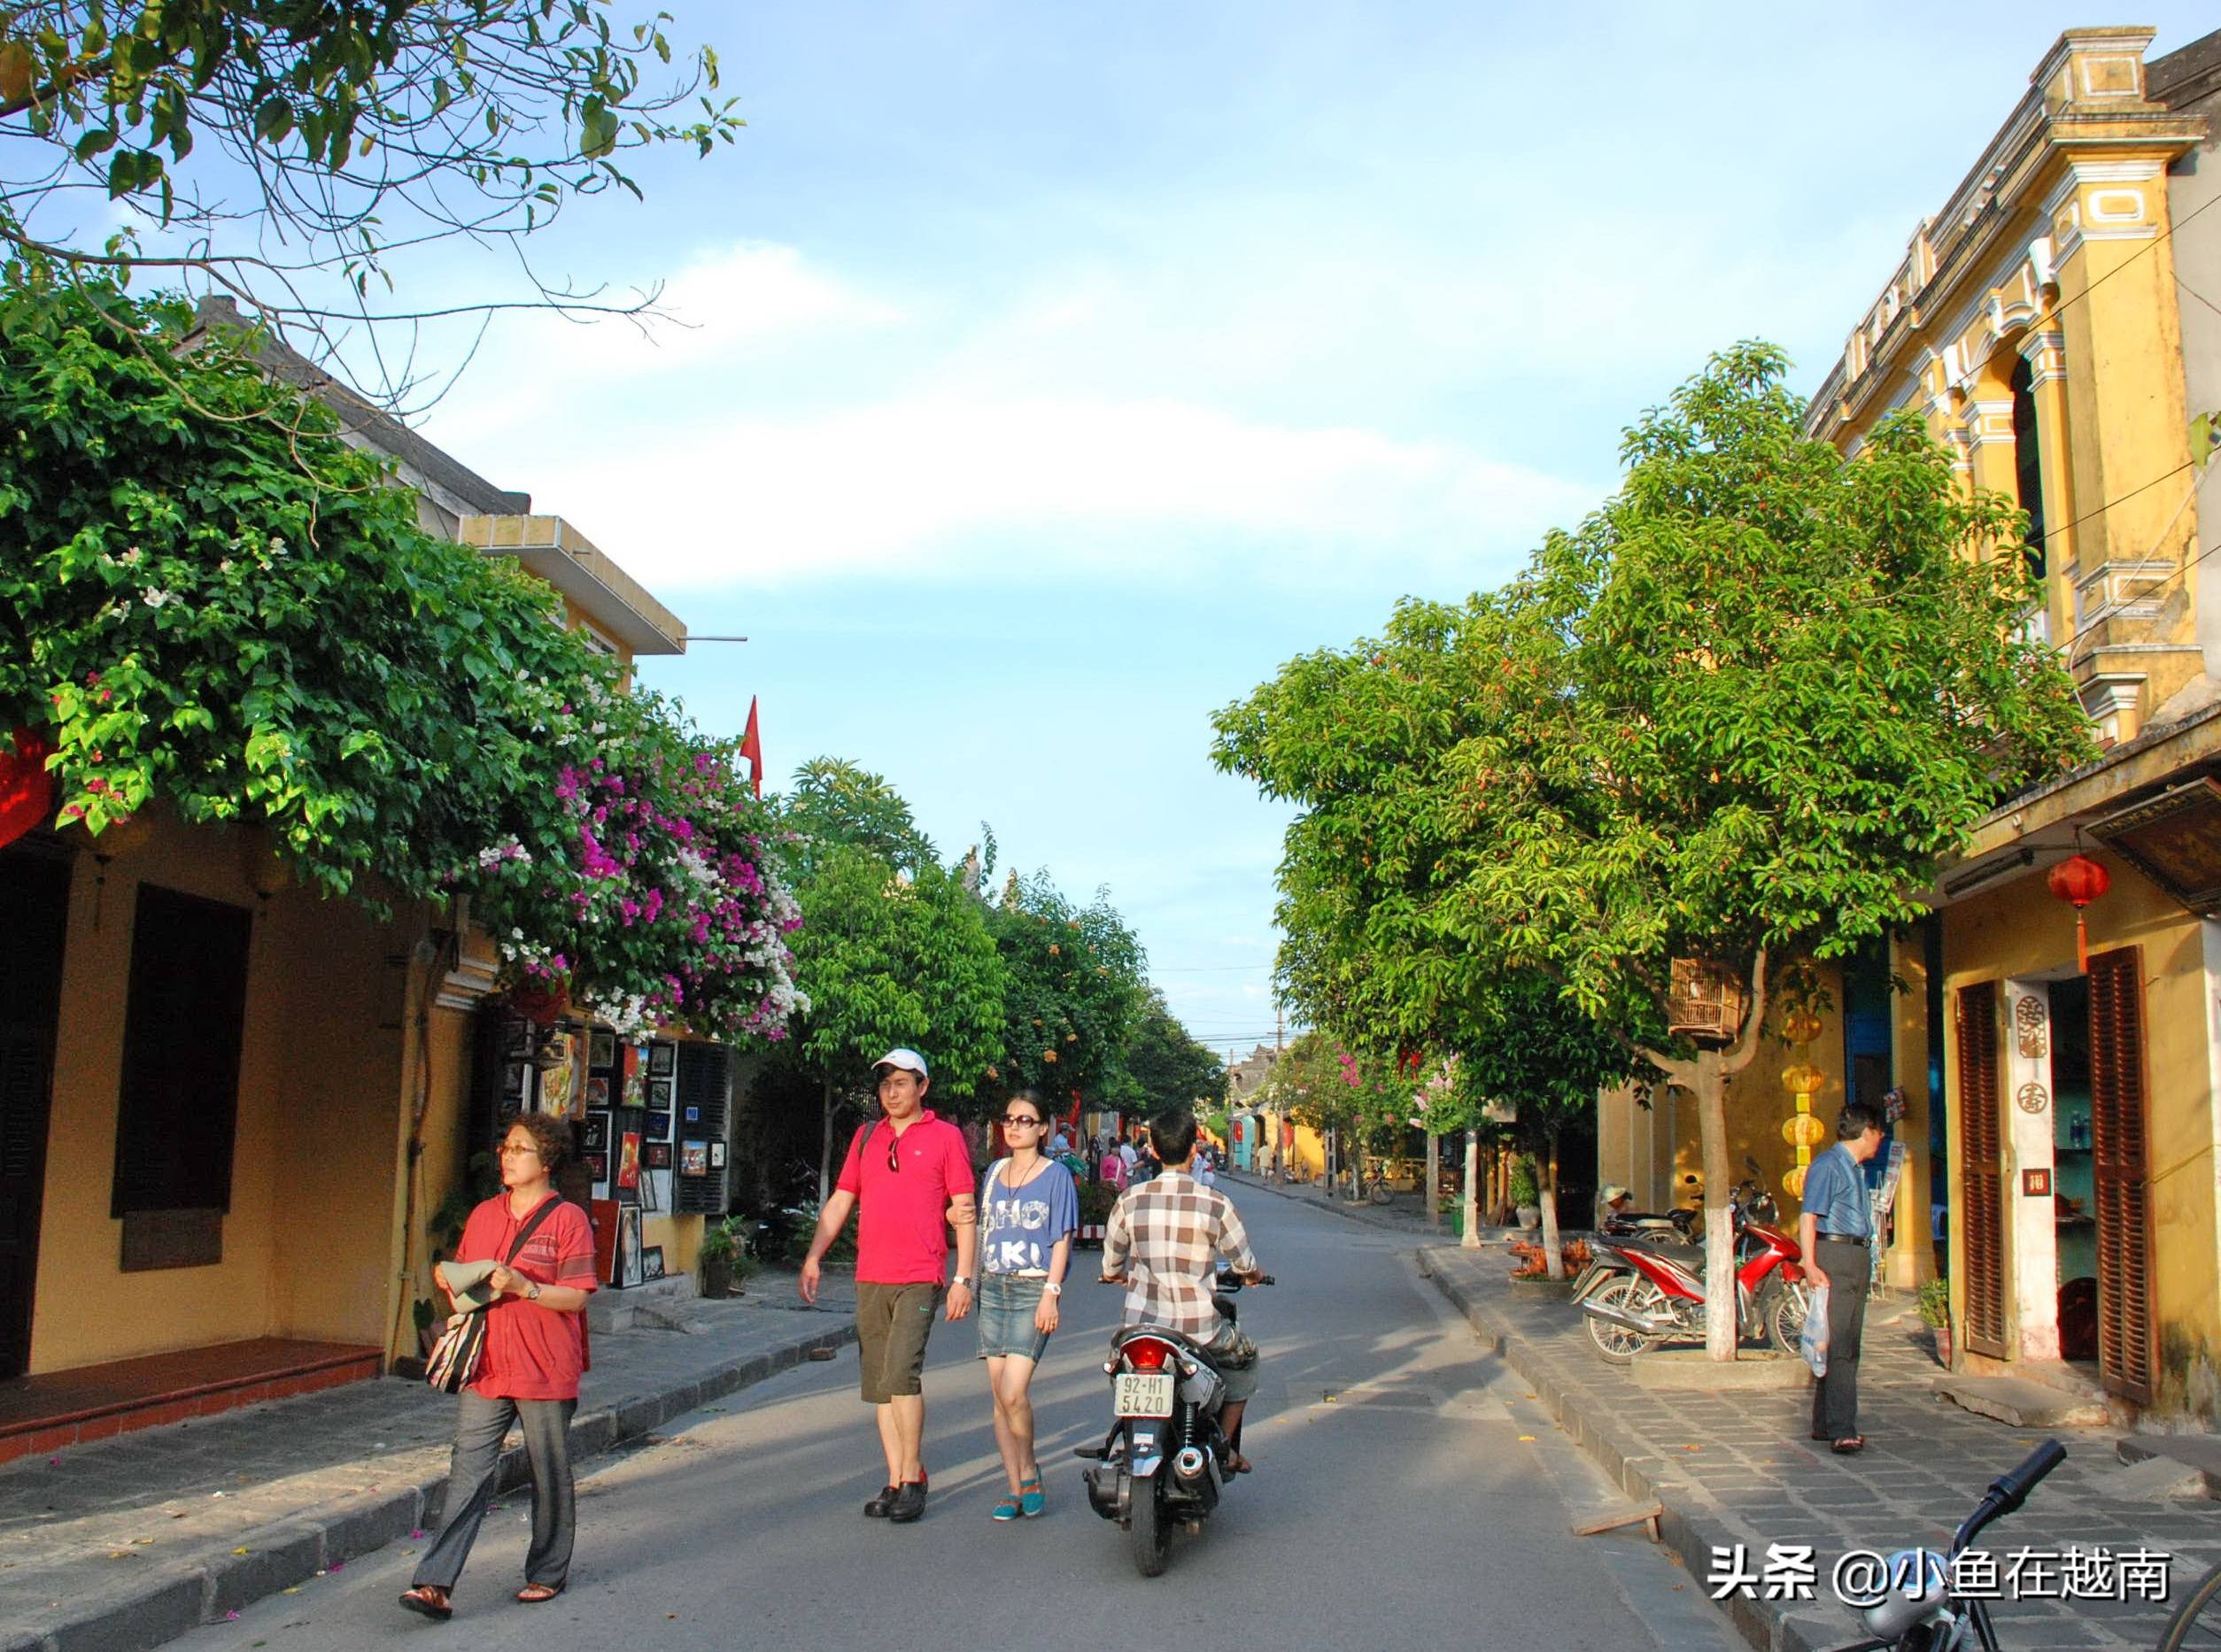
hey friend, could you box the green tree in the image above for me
[979,868,1147,1126]
[779,756,936,878]
[0,1,743,403]
[783,844,1005,1199]
[1216,344,2092,1353]
[1116,988,1229,1117]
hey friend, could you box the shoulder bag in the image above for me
[425,1197,568,1395]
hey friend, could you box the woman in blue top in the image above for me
[977,1087,1078,1520]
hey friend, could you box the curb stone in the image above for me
[1229,1171,1451,1238]
[14,1319,855,1652]
[1417,1249,1836,1652]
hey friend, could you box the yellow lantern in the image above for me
[1782,1164,1807,1200]
[1781,1061,1826,1096]
[1782,1008,1823,1046]
[1783,1113,1828,1149]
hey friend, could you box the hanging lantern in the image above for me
[2047,853,2111,971]
[1782,1164,1808,1200]
[0,729,53,851]
[1783,1113,1829,1149]
[508,977,571,1027]
[1781,1008,1823,1046]
[1781,1061,1826,1097]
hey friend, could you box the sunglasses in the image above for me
[1002,1115,1044,1128]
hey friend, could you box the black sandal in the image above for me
[399,1586,453,1621]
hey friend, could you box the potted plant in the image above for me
[698,1217,752,1298]
[1917,1278,1952,1368]
[1509,1155,1542,1230]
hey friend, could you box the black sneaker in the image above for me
[863,1485,899,1517]
[886,1480,927,1524]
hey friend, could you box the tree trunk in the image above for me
[818,1077,836,1206]
[1696,1047,1737,1360]
[1540,1124,1566,1279]
[1427,1129,1441,1231]
[1461,1130,1481,1247]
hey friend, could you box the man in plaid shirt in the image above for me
[1103,1107,1268,1472]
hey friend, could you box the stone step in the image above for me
[1629,1349,1810,1390]
[2118,1435,2221,1499]
[2011,1358,2109,1404]
[1935,1374,2110,1428]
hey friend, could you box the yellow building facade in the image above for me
[1601,27,2219,1420]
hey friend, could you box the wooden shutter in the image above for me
[2087,947,2155,1405]
[1955,981,2008,1359]
[0,848,71,1378]
[673,1043,730,1216]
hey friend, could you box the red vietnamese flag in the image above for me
[739,697,764,799]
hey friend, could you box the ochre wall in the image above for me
[29,820,406,1373]
[1944,848,2220,1417]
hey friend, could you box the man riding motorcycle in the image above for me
[1101,1106,1267,1472]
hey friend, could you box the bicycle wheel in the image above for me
[2158,1559,2221,1650]
[1584,1277,1661,1364]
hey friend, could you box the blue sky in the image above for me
[408,2,2216,1060]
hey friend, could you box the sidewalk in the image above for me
[0,1271,856,1652]
[1419,1245,2218,1652]
[1227,1167,1457,1238]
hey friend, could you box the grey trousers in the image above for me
[413,1393,577,1592]
[1811,1239,1870,1442]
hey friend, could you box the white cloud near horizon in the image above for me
[513,389,1599,590]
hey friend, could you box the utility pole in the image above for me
[1275,1006,1284,1053]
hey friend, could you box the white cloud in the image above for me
[520,390,1596,590]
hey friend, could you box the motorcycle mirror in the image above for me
[1744,1155,1761,1175]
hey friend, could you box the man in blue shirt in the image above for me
[1798,1100,1886,1453]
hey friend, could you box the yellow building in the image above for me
[1602,27,2218,1422]
[0,337,738,1447]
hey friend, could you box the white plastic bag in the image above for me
[1800,1283,1830,1379]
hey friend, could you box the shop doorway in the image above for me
[0,842,71,1380]
[2047,977,2098,1366]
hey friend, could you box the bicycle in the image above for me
[2158,1557,2221,1650]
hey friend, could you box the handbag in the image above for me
[425,1197,568,1395]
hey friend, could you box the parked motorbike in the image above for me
[1079,1270,1272,1577]
[1569,1206,1701,1302]
[1580,1177,1808,1362]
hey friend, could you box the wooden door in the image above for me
[2087,947,2155,1404]
[1955,981,2008,1359]
[0,845,72,1379]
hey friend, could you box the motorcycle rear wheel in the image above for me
[1584,1277,1661,1364]
[1129,1476,1171,1577]
[1766,1283,1809,1355]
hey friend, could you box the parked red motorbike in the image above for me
[1579,1178,1808,1363]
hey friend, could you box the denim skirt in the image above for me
[975,1273,1052,1362]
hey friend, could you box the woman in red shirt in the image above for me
[399,1112,597,1620]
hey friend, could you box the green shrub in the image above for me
[1508,1156,1539,1208]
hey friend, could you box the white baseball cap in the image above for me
[872,1047,930,1078]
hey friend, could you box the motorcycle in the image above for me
[1079,1270,1271,1577]
[1569,1205,1701,1302]
[1580,1177,1808,1362]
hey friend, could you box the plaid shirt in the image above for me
[1102,1170,1258,1339]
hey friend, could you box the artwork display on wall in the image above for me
[536,1031,577,1114]
[583,1152,607,1184]
[679,1139,709,1177]
[617,1206,643,1286]
[645,1110,672,1141]
[581,1112,609,1154]
[683,1105,700,1125]
[708,1140,726,1170]
[589,1030,616,1071]
[641,1246,665,1282]
[585,1076,610,1107]
[648,1042,676,1077]
[645,1140,672,1170]
[649,1077,674,1109]
[616,1131,642,1192]
[501,1063,525,1100]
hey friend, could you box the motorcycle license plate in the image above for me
[1113,1373,1175,1417]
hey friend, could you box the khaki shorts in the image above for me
[855,1281,942,1404]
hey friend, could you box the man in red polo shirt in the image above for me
[801,1047,976,1524]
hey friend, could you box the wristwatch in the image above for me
[525,1282,542,1301]
[952,1275,973,1288]
[1043,1282,1063,1296]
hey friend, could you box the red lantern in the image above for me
[0,728,54,851]
[507,977,571,1027]
[2047,853,2111,971]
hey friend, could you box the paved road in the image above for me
[174,1195,1738,1650]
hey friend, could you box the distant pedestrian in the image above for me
[800,1048,977,1523]
[1799,1101,1886,1455]
[400,1114,598,1621]
[977,1088,1077,1520]
[1099,1140,1129,1193]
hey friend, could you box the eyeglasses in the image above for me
[499,1142,543,1158]
[1002,1115,1044,1128]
